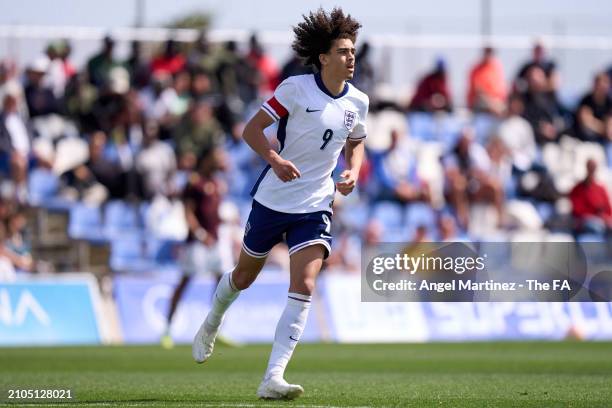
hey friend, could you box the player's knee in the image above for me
[231,268,256,290]
[302,277,316,294]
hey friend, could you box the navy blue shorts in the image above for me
[242,200,333,259]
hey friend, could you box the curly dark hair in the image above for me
[292,7,362,71]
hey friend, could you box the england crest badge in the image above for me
[344,110,357,130]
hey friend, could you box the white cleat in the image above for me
[192,321,218,363]
[257,376,304,400]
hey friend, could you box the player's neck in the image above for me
[320,70,346,96]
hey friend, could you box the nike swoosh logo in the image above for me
[306,107,322,113]
[289,335,299,341]
[320,234,332,239]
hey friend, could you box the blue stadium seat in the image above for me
[407,112,436,141]
[145,237,180,265]
[472,113,500,144]
[68,203,105,241]
[104,200,142,239]
[110,235,154,272]
[371,201,404,235]
[405,202,436,230]
[28,168,60,206]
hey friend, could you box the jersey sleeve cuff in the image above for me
[348,134,367,141]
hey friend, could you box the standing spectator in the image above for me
[467,47,507,116]
[151,40,186,76]
[87,36,118,88]
[515,41,557,94]
[573,72,612,143]
[521,66,567,144]
[569,159,612,237]
[409,58,452,112]
[1,94,30,201]
[0,60,28,119]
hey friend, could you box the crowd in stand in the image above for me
[0,34,610,277]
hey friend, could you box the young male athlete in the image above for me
[192,7,368,400]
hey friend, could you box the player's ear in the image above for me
[319,53,328,68]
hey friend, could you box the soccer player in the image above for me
[192,7,368,400]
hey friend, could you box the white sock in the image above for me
[204,271,240,330]
[264,292,312,380]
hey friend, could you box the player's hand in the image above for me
[336,170,357,196]
[271,157,301,182]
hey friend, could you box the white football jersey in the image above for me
[251,73,369,214]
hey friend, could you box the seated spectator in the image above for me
[151,40,186,76]
[467,47,507,116]
[135,120,178,199]
[370,129,430,204]
[409,58,452,112]
[173,98,225,171]
[443,127,504,228]
[521,65,567,144]
[569,159,612,237]
[573,72,612,143]
[515,41,557,94]
[24,57,60,119]
[498,93,537,172]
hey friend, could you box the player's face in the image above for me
[321,38,356,81]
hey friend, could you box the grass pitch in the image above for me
[1,342,611,407]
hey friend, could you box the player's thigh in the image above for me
[288,244,325,295]
[285,211,332,295]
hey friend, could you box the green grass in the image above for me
[1,342,611,407]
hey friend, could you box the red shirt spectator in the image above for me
[569,159,612,228]
[409,59,452,112]
[467,47,507,115]
[151,40,186,76]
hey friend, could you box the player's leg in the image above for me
[161,274,192,348]
[258,212,331,399]
[192,249,266,363]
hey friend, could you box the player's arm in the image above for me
[184,197,214,246]
[336,139,365,196]
[242,110,301,182]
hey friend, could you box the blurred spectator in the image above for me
[409,58,452,112]
[173,98,224,171]
[280,52,312,81]
[135,120,177,199]
[64,72,99,132]
[45,42,71,98]
[126,41,151,89]
[87,36,119,88]
[569,159,612,237]
[0,60,28,118]
[151,40,186,76]
[1,94,30,201]
[515,41,558,94]
[498,93,537,172]
[247,34,280,95]
[467,47,507,116]
[24,57,60,118]
[371,129,430,204]
[572,72,612,143]
[353,41,375,97]
[443,127,504,228]
[521,65,568,144]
